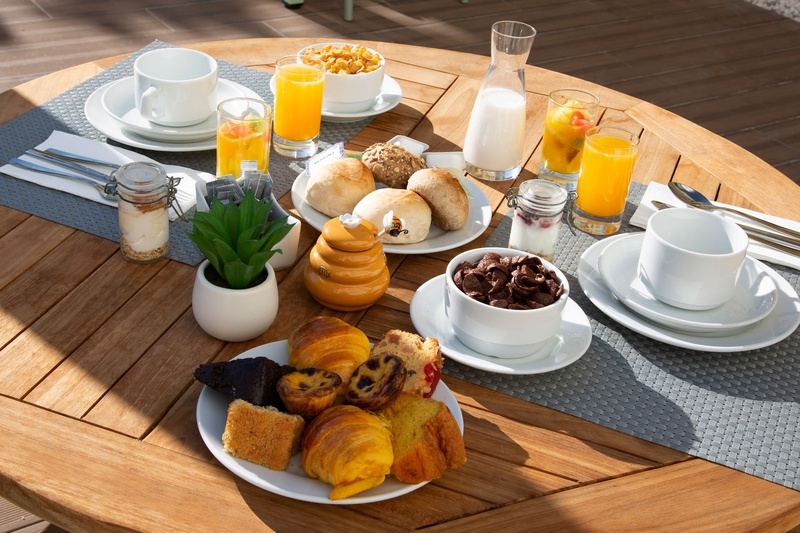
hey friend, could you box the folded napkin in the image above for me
[0,130,214,221]
[631,182,800,270]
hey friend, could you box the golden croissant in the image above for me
[288,316,371,385]
[301,405,393,500]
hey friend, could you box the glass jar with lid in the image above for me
[115,161,171,263]
[505,179,568,261]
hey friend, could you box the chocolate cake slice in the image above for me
[194,357,295,410]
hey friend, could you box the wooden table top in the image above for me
[1,38,799,533]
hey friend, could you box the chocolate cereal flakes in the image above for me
[453,252,564,310]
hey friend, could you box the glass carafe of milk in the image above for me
[463,21,536,181]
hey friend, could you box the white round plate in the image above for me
[196,340,464,505]
[291,168,491,254]
[101,77,257,142]
[598,233,778,335]
[410,275,592,375]
[85,78,259,152]
[269,75,402,123]
[579,234,800,352]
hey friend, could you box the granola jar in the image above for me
[505,179,568,262]
[116,162,170,263]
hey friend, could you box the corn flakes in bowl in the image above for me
[299,43,386,114]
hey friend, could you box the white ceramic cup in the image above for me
[638,208,749,311]
[134,48,218,127]
[444,247,569,358]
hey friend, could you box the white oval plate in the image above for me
[579,234,800,352]
[598,233,778,335]
[196,340,463,505]
[269,75,402,123]
[85,78,259,152]
[291,168,491,255]
[410,275,592,375]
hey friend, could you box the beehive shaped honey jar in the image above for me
[304,214,391,311]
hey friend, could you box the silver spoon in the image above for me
[669,182,800,240]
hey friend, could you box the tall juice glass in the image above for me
[216,97,271,178]
[571,126,639,235]
[538,89,599,191]
[272,55,325,159]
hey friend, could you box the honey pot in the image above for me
[304,214,391,311]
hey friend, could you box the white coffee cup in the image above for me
[638,208,749,311]
[134,48,218,127]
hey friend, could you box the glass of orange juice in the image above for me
[571,126,639,235]
[272,55,325,159]
[538,89,600,191]
[216,97,271,178]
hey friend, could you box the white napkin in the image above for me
[630,182,800,270]
[0,130,215,221]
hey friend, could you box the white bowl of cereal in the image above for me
[299,43,385,114]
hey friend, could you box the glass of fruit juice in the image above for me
[538,89,600,191]
[272,55,325,159]
[216,98,271,178]
[571,126,639,236]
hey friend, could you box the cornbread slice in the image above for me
[222,399,305,471]
[376,392,466,484]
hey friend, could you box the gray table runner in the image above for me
[2,41,797,492]
[0,40,374,264]
[454,181,799,490]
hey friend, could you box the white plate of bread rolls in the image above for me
[291,145,492,254]
[196,340,464,504]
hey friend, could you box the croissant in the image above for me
[287,316,371,386]
[301,405,394,500]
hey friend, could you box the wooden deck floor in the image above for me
[1,0,799,530]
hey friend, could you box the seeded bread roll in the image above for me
[353,188,431,244]
[305,158,375,217]
[406,168,469,231]
[361,142,427,189]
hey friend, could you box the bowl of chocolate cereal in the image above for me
[299,42,385,113]
[444,247,569,358]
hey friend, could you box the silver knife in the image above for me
[9,158,118,200]
[25,148,112,183]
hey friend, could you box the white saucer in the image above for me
[579,234,800,352]
[598,233,778,335]
[410,275,592,375]
[101,77,256,142]
[269,75,402,123]
[85,78,259,152]
[291,166,491,255]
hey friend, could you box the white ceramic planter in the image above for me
[192,260,279,342]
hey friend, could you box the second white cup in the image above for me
[638,208,749,311]
[134,48,218,127]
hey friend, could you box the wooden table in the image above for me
[1,38,799,532]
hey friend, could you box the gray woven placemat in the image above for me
[448,181,799,489]
[0,40,374,265]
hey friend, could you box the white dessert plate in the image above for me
[579,234,800,352]
[269,75,402,123]
[85,78,258,152]
[101,77,257,142]
[597,233,778,335]
[291,166,492,255]
[196,340,464,505]
[410,275,592,375]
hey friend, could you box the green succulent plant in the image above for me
[187,190,294,290]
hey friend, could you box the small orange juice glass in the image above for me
[272,55,325,159]
[571,126,639,235]
[216,98,271,178]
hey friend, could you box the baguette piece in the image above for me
[376,392,466,484]
[222,399,305,471]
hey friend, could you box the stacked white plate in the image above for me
[578,233,800,352]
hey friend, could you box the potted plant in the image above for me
[188,190,295,342]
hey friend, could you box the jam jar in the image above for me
[505,179,568,262]
[115,162,171,263]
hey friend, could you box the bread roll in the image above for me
[305,158,375,217]
[361,142,427,188]
[407,168,470,231]
[353,188,431,244]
